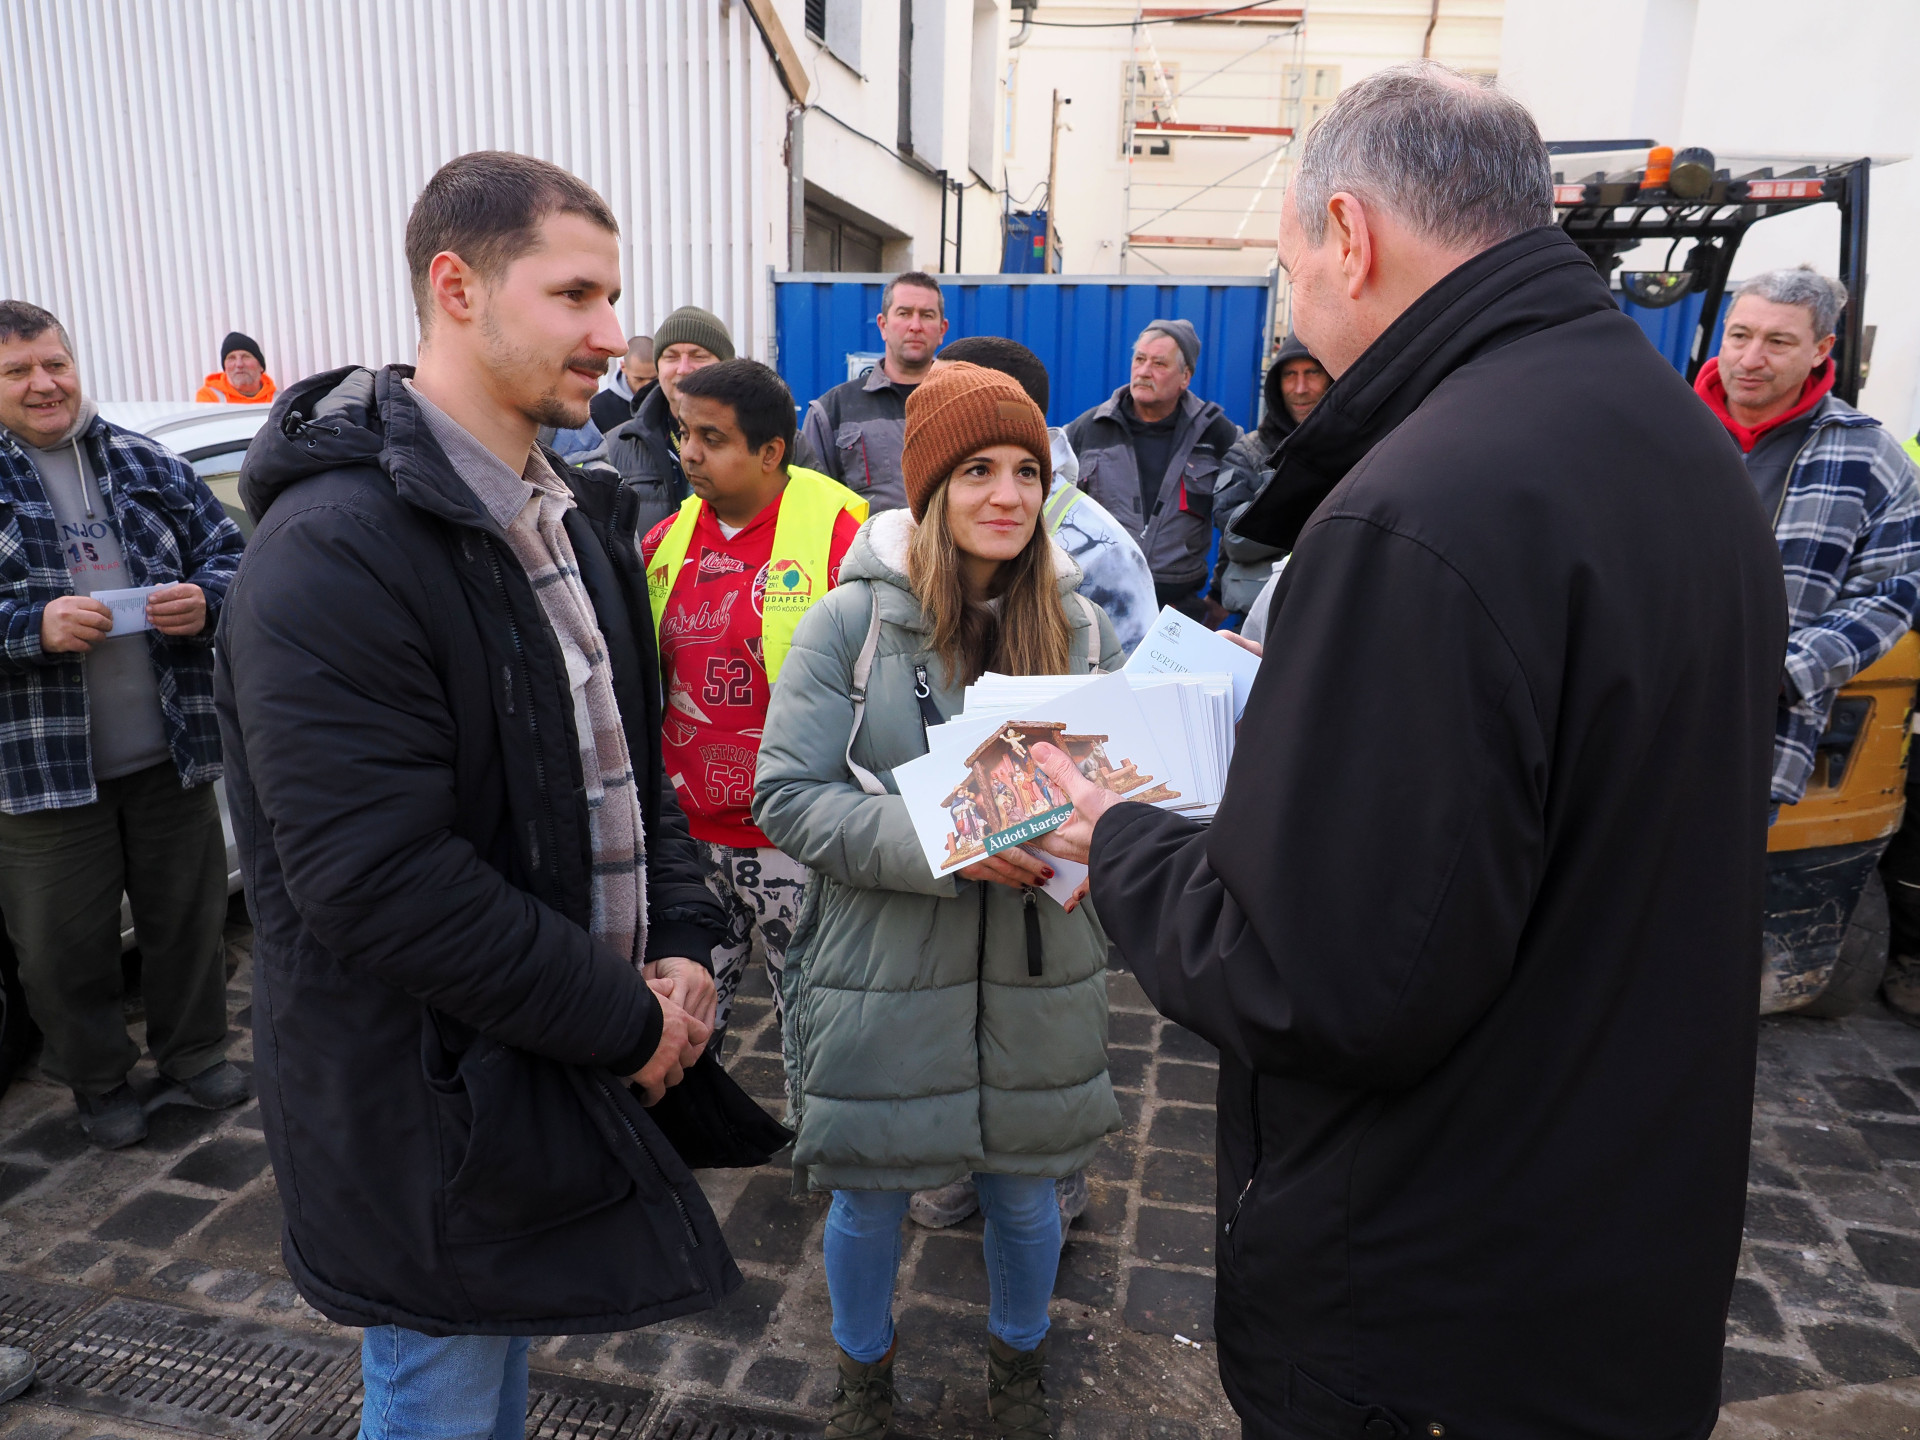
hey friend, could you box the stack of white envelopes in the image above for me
[891,609,1258,906]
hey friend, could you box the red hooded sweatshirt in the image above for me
[1693,355,1833,453]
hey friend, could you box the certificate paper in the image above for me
[1124,606,1262,720]
[90,586,159,636]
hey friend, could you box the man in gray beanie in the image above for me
[581,304,736,539]
[1064,317,1239,619]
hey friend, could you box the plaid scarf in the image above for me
[505,453,648,966]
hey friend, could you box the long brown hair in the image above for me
[907,478,1074,686]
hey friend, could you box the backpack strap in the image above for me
[844,586,890,797]
[1074,593,1103,672]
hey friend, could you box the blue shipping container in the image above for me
[1617,288,1731,377]
[773,273,1277,431]
[1002,211,1048,274]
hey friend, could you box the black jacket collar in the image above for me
[1236,226,1616,549]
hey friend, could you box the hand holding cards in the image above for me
[91,586,160,635]
[892,667,1236,903]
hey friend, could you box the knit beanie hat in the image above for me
[652,306,735,361]
[220,331,265,369]
[901,362,1051,522]
[1142,317,1199,371]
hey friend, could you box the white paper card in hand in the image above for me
[1125,606,1261,720]
[1020,847,1088,909]
[90,586,158,636]
[893,671,1181,877]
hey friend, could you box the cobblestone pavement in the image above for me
[0,918,1916,1438]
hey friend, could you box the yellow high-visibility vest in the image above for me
[644,465,868,684]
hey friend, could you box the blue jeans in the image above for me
[358,1328,530,1440]
[825,1173,1061,1363]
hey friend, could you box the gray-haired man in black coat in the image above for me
[1035,63,1785,1440]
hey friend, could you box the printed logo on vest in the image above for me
[763,558,812,609]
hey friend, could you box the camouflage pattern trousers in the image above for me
[700,842,811,1039]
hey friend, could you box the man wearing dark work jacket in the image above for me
[1033,63,1786,1440]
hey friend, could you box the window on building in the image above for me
[805,204,884,273]
[1126,61,1178,159]
[1283,65,1342,134]
[806,0,827,41]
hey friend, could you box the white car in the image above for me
[91,402,274,942]
[97,401,270,539]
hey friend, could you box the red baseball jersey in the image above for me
[641,497,861,846]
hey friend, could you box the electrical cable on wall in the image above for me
[1030,1,1297,28]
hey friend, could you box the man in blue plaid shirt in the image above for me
[1694,268,1920,810]
[0,301,250,1148]
[1695,269,1920,1019]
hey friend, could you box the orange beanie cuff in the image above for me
[901,362,1052,520]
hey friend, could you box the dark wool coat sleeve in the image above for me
[223,498,663,1072]
[1091,513,1547,1089]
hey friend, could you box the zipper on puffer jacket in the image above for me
[592,1073,700,1247]
[1023,888,1043,977]
[912,663,943,740]
[482,541,559,882]
[1223,1074,1262,1248]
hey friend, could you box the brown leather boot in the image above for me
[987,1334,1052,1440]
[826,1339,896,1440]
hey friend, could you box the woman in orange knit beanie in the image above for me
[753,359,1124,1440]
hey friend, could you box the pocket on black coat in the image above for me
[425,1024,635,1244]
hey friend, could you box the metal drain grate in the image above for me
[0,1274,102,1353]
[34,1296,354,1437]
[648,1396,815,1440]
[284,1370,655,1440]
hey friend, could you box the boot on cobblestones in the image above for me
[182,1060,252,1109]
[0,1344,34,1402]
[73,1084,146,1150]
[1884,951,1920,1026]
[987,1334,1052,1440]
[826,1340,895,1440]
[1054,1171,1089,1244]
[909,1177,978,1229]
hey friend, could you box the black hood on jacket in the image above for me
[1252,333,1322,450]
[1237,227,1614,551]
[240,364,496,535]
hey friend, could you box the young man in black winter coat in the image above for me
[1035,64,1785,1440]
[216,153,738,1437]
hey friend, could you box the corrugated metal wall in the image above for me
[0,0,785,401]
[774,275,1277,428]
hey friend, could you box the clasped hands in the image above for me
[40,583,208,652]
[629,956,717,1106]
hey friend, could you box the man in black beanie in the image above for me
[196,332,276,405]
[581,306,734,540]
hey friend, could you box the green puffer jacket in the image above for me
[754,507,1126,1192]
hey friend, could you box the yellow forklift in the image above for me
[1761,634,1920,1015]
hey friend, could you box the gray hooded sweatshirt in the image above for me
[7,398,169,780]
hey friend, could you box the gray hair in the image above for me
[1291,61,1553,253]
[1730,266,1847,339]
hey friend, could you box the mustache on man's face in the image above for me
[566,353,610,378]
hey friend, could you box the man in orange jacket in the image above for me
[194,332,276,405]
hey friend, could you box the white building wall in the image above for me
[786,0,1008,274]
[1500,0,1920,435]
[0,0,789,401]
[1001,0,1503,280]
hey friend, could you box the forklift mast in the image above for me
[1553,154,1871,405]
